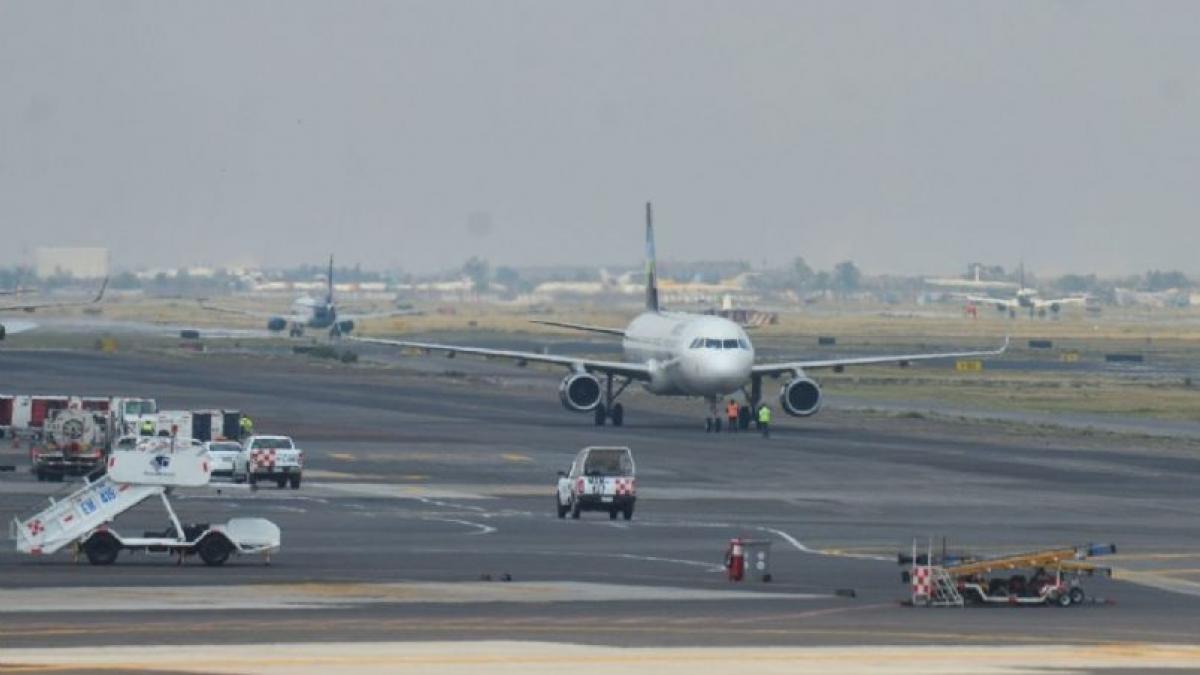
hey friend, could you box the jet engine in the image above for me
[779,376,822,417]
[559,373,602,412]
[267,317,287,332]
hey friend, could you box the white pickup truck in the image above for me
[556,446,636,520]
[234,435,303,489]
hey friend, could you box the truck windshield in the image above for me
[254,438,294,449]
[583,450,632,476]
[124,401,157,416]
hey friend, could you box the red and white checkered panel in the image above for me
[613,477,637,496]
[250,448,277,470]
[912,567,932,596]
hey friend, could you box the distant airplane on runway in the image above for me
[353,203,1008,430]
[0,277,108,341]
[202,256,412,337]
[962,265,1088,318]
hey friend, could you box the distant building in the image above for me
[35,247,110,279]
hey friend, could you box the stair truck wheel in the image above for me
[276,477,287,489]
[1069,587,1085,605]
[248,473,257,488]
[289,474,301,489]
[84,532,121,566]
[623,504,634,521]
[197,533,233,567]
[571,499,581,519]
[556,495,568,519]
[609,508,617,520]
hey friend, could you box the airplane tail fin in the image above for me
[644,202,659,312]
[327,255,335,304]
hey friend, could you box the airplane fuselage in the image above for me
[289,296,337,329]
[622,312,754,397]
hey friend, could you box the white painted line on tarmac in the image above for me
[757,526,891,562]
[424,517,498,535]
[0,582,824,613]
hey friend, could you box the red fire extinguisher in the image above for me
[725,537,745,582]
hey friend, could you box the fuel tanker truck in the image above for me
[30,406,112,482]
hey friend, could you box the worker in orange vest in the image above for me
[725,399,739,433]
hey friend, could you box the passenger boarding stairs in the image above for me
[11,475,165,555]
[10,437,212,555]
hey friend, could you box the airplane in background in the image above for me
[201,256,411,337]
[353,203,1008,430]
[962,266,1087,318]
[0,277,108,341]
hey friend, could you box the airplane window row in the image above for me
[688,337,750,350]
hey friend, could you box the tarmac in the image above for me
[1,347,1199,671]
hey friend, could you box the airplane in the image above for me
[962,265,1087,318]
[201,256,411,337]
[0,277,108,341]
[352,203,1008,430]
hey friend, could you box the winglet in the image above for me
[645,202,659,312]
[327,255,335,305]
[92,277,109,303]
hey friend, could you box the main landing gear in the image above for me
[593,372,631,427]
[288,324,305,338]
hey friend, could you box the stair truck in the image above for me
[11,437,280,566]
[902,539,1116,607]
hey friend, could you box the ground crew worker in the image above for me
[757,404,771,438]
[239,416,254,439]
[139,419,154,437]
[725,399,739,432]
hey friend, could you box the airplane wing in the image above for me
[349,336,654,380]
[961,294,1018,310]
[199,301,293,321]
[529,320,626,337]
[751,336,1008,376]
[337,308,426,321]
[0,320,37,337]
[0,278,107,313]
[1032,297,1087,309]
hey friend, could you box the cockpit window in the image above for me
[738,338,750,350]
[689,338,703,349]
[704,338,722,349]
[723,339,739,349]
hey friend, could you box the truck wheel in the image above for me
[248,474,257,488]
[276,478,287,489]
[1069,587,1085,605]
[35,468,45,482]
[571,499,581,519]
[609,508,617,520]
[556,495,568,519]
[623,504,634,521]
[289,475,301,489]
[1056,591,1072,607]
[197,534,232,567]
[84,533,121,566]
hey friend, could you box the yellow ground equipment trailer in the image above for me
[902,540,1116,607]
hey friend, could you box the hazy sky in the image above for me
[2,1,1197,276]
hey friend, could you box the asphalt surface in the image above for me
[1,347,1199,653]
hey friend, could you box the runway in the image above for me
[1,348,1199,661]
